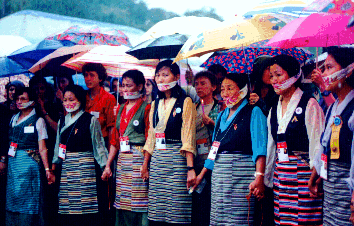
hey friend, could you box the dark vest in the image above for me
[153,93,188,143]
[324,98,354,164]
[270,93,312,155]
[9,114,39,150]
[116,101,148,146]
[214,104,254,154]
[59,112,94,153]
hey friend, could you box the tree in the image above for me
[184,7,223,22]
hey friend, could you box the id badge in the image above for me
[8,142,18,157]
[207,141,220,161]
[24,126,34,133]
[320,154,328,180]
[120,136,130,152]
[277,141,289,162]
[197,138,209,155]
[155,133,166,150]
[58,144,67,160]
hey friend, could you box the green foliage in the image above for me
[0,0,222,31]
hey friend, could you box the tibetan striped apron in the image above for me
[148,143,192,224]
[274,155,323,225]
[58,152,98,214]
[323,161,351,226]
[210,153,255,226]
[114,145,148,212]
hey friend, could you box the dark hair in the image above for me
[147,79,158,101]
[58,74,74,86]
[14,87,36,102]
[122,70,146,94]
[207,64,228,77]
[82,63,108,86]
[29,75,55,101]
[250,55,273,96]
[327,46,354,88]
[269,54,302,88]
[194,70,217,87]
[5,80,25,101]
[155,60,180,77]
[222,73,250,99]
[63,85,87,110]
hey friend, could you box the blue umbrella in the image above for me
[0,57,28,77]
[8,39,75,69]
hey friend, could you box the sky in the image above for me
[143,0,314,21]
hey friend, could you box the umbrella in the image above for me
[304,0,354,15]
[0,35,32,57]
[126,34,188,60]
[0,57,28,78]
[139,16,223,43]
[46,25,131,47]
[201,40,313,73]
[62,45,159,78]
[174,14,286,63]
[266,13,354,48]
[7,39,75,69]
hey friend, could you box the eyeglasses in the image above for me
[9,87,15,92]
[16,97,29,102]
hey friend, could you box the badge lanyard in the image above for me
[58,120,79,160]
[8,116,33,157]
[330,116,342,159]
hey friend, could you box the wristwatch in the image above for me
[187,166,195,171]
[254,172,264,177]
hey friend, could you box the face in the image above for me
[155,66,179,85]
[112,80,118,92]
[84,71,101,89]
[145,80,153,96]
[322,54,343,92]
[220,78,240,101]
[262,67,271,85]
[195,76,216,99]
[63,91,80,110]
[34,83,46,99]
[16,92,30,109]
[121,77,141,93]
[8,85,16,100]
[269,64,290,95]
[59,78,70,91]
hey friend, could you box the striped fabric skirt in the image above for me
[323,161,351,226]
[274,155,323,226]
[59,152,98,214]
[210,153,255,226]
[148,143,192,224]
[114,145,148,212]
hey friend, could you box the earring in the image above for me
[338,82,342,88]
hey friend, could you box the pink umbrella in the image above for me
[266,13,354,48]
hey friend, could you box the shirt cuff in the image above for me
[204,159,214,171]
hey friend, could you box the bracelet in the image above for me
[254,172,265,177]
[45,168,50,171]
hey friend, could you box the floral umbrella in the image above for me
[303,0,354,15]
[201,40,313,73]
[46,25,131,47]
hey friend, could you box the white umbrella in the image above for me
[0,35,31,57]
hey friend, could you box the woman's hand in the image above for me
[249,93,260,105]
[187,169,196,189]
[249,176,265,200]
[101,167,112,181]
[140,165,149,182]
[46,170,55,185]
[191,173,204,191]
[202,114,215,127]
[311,69,326,92]
[56,89,64,101]
[308,176,323,198]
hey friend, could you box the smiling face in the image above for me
[269,64,290,95]
[322,54,344,92]
[84,71,101,89]
[195,76,216,99]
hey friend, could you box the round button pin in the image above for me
[295,107,302,115]
[334,116,341,126]
[176,107,182,113]
[133,120,139,126]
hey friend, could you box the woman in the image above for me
[55,75,74,102]
[144,79,158,104]
[102,70,151,226]
[191,71,219,226]
[51,84,109,226]
[141,60,197,225]
[309,47,354,226]
[5,87,52,226]
[3,80,25,115]
[194,73,267,225]
[265,55,325,226]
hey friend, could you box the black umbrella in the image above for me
[126,34,188,60]
[0,57,28,78]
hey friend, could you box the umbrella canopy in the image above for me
[7,39,75,69]
[0,35,32,57]
[0,57,28,77]
[126,34,188,60]
[62,45,159,78]
[174,14,286,62]
[266,13,354,48]
[201,40,313,73]
[304,0,354,15]
[139,16,222,43]
[46,25,131,47]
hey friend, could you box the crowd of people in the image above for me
[1,46,354,226]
